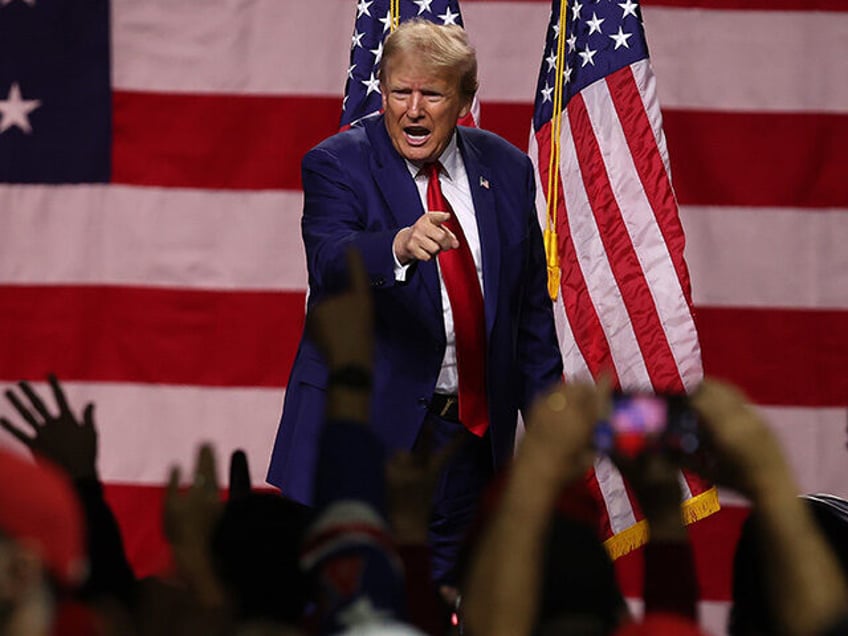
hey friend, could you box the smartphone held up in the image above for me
[594,392,700,458]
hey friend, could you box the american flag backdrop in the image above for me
[0,0,846,633]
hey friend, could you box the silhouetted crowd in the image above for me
[1,251,847,636]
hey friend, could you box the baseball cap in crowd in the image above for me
[301,499,409,635]
[0,448,87,587]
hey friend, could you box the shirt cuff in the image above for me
[393,238,412,282]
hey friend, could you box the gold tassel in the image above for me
[543,1,568,302]
[544,228,561,300]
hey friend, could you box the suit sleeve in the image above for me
[301,146,404,294]
[515,156,564,411]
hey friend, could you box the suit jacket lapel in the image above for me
[365,117,443,331]
[458,128,500,337]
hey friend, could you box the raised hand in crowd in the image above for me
[302,249,443,635]
[690,379,797,501]
[386,428,463,547]
[612,444,700,626]
[227,448,252,501]
[1,373,97,480]
[134,443,232,636]
[163,443,227,610]
[0,375,136,609]
[387,429,466,634]
[691,380,848,636]
[307,247,374,423]
[613,449,686,543]
[463,380,605,636]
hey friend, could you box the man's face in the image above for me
[381,51,472,165]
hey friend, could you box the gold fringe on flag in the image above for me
[603,487,721,560]
[681,486,721,525]
[603,520,649,561]
[543,0,569,301]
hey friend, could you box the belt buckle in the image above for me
[440,395,457,418]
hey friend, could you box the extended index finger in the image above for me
[193,443,220,494]
[424,211,451,225]
[422,212,458,249]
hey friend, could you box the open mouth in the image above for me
[404,126,431,145]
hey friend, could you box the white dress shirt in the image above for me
[392,133,484,395]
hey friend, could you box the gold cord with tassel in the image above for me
[543,0,569,301]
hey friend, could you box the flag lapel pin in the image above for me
[479,176,490,189]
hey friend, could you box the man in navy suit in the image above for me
[267,19,562,585]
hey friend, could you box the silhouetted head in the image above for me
[535,514,628,636]
[211,493,310,625]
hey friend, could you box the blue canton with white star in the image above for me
[0,0,111,182]
[533,0,647,131]
[340,0,466,128]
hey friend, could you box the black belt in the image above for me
[428,393,459,422]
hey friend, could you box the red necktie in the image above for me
[425,162,489,437]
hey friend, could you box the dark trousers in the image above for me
[414,409,494,585]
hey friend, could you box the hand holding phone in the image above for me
[594,392,699,458]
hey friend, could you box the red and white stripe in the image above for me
[1,1,846,633]
[531,59,703,394]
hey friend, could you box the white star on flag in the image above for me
[347,64,356,80]
[0,82,41,134]
[586,12,605,35]
[351,29,365,49]
[370,40,383,65]
[438,7,459,25]
[540,82,554,103]
[413,0,433,14]
[378,10,392,33]
[619,0,639,19]
[566,33,577,52]
[571,1,583,21]
[361,71,380,96]
[355,0,373,18]
[563,64,573,84]
[610,27,633,50]
[545,51,558,72]
[578,44,597,67]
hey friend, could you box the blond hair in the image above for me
[380,18,478,100]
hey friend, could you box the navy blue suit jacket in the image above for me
[267,115,563,504]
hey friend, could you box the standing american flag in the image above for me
[341,0,478,129]
[528,0,718,557]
